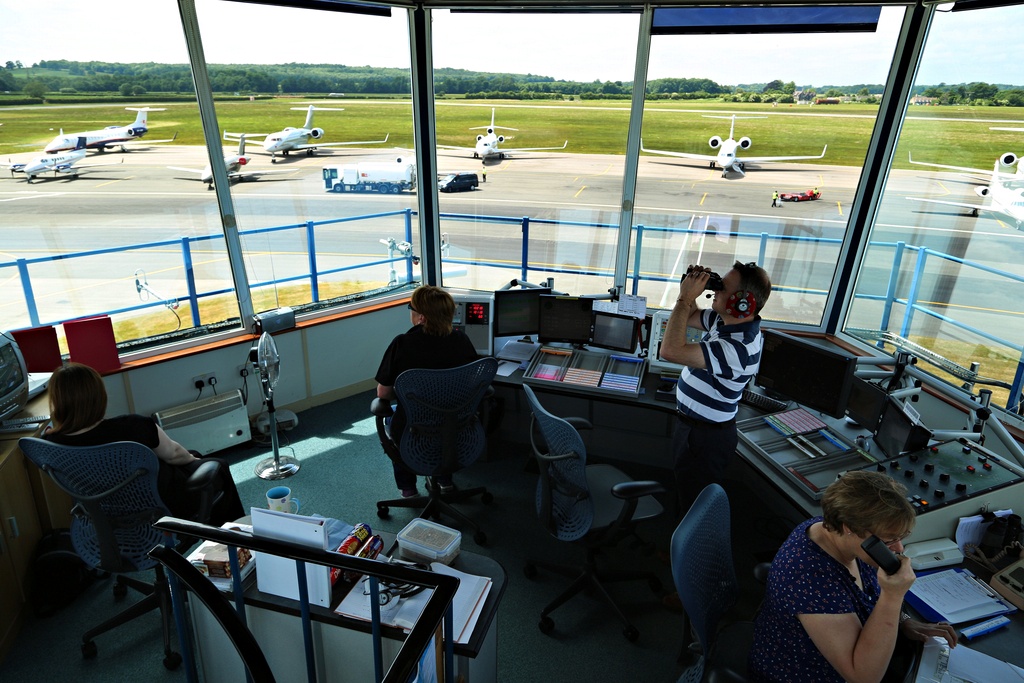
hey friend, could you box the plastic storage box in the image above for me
[396,518,461,565]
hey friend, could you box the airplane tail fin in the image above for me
[729,115,737,140]
[303,105,316,130]
[74,137,88,151]
[238,134,246,157]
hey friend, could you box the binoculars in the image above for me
[685,265,724,291]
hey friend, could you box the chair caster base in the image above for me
[163,651,182,670]
[82,640,97,659]
[539,615,554,634]
[376,505,390,519]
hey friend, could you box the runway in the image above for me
[2,145,1023,360]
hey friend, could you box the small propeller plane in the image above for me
[168,134,289,189]
[225,105,389,163]
[6,137,122,183]
[43,107,176,153]
[641,114,828,178]
[438,108,567,161]
[908,150,1024,231]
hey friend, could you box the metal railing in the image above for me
[5,210,1021,410]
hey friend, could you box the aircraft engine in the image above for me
[708,136,723,149]
[738,137,752,150]
[497,135,505,143]
[476,134,485,142]
[238,157,248,166]
[974,185,990,197]
[127,127,145,137]
[999,152,1018,168]
[486,127,495,135]
[309,127,325,139]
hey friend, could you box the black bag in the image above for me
[30,529,97,617]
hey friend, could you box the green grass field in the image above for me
[2,98,1021,168]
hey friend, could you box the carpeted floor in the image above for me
[0,389,793,682]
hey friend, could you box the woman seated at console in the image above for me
[749,471,958,683]
[43,362,245,527]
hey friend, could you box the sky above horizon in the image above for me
[1,2,1020,88]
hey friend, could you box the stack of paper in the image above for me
[906,567,1017,625]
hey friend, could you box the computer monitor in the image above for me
[844,377,888,430]
[0,332,29,422]
[537,295,594,345]
[591,311,640,353]
[492,287,550,339]
[874,397,932,459]
[755,329,858,419]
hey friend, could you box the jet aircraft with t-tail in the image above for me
[908,151,1024,231]
[641,114,827,178]
[43,107,175,153]
[168,134,289,189]
[224,105,388,163]
[438,108,567,161]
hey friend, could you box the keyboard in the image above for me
[740,388,789,414]
[0,414,50,433]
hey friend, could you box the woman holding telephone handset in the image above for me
[749,471,958,682]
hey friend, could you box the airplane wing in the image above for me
[286,134,390,151]
[224,131,270,142]
[739,145,828,164]
[115,133,179,148]
[58,159,124,172]
[640,142,716,163]
[907,196,994,215]
[907,154,1019,183]
[496,141,568,155]
[167,166,206,176]
[227,169,292,179]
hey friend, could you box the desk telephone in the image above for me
[990,552,1024,610]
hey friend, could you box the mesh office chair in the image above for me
[671,483,751,683]
[19,437,221,669]
[521,384,665,641]
[372,357,498,545]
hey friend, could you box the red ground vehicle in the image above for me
[779,189,822,202]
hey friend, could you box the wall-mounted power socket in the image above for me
[192,372,218,389]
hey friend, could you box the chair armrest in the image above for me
[370,397,395,418]
[185,460,222,492]
[611,479,665,500]
[565,416,593,432]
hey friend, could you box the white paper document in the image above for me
[955,509,1014,555]
[916,637,1024,683]
[907,568,1016,624]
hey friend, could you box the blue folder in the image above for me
[905,566,1017,625]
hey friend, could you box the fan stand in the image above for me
[253,354,300,479]
[255,393,300,480]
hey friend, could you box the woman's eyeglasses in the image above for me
[407,303,418,313]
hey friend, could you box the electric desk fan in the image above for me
[252,331,300,480]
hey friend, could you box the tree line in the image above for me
[2,60,1021,106]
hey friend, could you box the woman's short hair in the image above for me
[411,285,455,336]
[821,470,915,538]
[48,362,107,436]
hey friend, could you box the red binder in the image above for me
[11,325,63,373]
[63,315,120,374]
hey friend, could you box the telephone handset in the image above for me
[862,536,902,575]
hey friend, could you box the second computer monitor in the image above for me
[492,287,550,339]
[590,311,640,353]
[755,329,858,419]
[537,295,594,345]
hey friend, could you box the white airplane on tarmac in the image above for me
[641,114,828,178]
[168,134,289,189]
[438,108,568,161]
[6,137,124,183]
[43,107,176,153]
[225,105,389,163]
[908,151,1024,230]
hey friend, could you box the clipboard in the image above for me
[905,566,1017,625]
[251,507,332,607]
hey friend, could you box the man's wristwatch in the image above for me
[900,611,911,623]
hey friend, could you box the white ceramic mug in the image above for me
[267,486,300,514]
